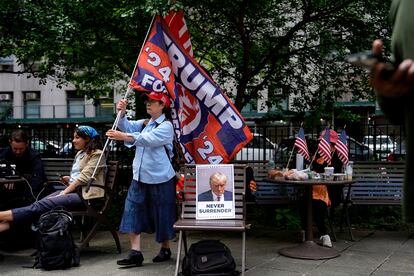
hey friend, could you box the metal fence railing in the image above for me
[242,122,405,166]
[0,121,405,191]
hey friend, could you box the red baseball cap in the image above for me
[143,92,171,108]
[320,129,338,143]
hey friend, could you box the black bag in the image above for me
[32,208,80,270]
[180,240,238,276]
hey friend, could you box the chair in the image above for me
[41,158,74,196]
[41,158,73,182]
[173,164,248,276]
[71,160,121,253]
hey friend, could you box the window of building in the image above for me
[67,91,85,118]
[241,99,258,113]
[94,91,114,117]
[0,92,13,119]
[23,60,41,72]
[23,91,40,119]
[0,64,13,72]
[0,56,14,72]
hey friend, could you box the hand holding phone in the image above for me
[60,175,70,184]
[345,51,395,72]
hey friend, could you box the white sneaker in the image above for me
[320,235,332,248]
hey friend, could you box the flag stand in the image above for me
[85,15,156,192]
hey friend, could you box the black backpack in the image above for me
[180,240,238,276]
[32,208,80,270]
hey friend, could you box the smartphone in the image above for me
[345,51,395,72]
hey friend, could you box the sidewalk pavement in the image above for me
[1,228,413,275]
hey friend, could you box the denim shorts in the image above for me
[119,177,176,243]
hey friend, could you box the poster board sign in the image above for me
[196,164,235,220]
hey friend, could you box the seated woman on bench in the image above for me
[0,125,105,233]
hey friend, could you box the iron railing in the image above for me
[0,121,405,192]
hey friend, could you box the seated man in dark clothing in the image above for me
[0,129,47,209]
[0,129,47,250]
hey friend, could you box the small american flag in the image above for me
[318,128,332,164]
[336,129,349,165]
[294,127,310,161]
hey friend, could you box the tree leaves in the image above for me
[0,0,391,116]
[181,0,391,114]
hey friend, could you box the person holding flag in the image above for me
[106,92,176,268]
[105,9,251,267]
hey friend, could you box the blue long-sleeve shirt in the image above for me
[118,114,175,184]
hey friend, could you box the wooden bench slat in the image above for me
[346,161,404,205]
[234,161,405,207]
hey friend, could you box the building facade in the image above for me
[0,55,115,124]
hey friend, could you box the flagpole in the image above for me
[86,15,156,192]
[306,150,317,170]
[285,146,295,170]
[342,124,347,172]
[307,126,322,170]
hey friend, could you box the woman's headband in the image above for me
[77,125,99,138]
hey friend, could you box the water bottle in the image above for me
[345,161,353,180]
[268,160,275,169]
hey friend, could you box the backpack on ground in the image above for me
[32,208,80,270]
[180,239,239,276]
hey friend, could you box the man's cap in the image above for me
[142,92,171,108]
[320,129,338,143]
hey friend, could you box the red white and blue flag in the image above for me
[294,127,310,161]
[164,11,193,57]
[335,129,349,165]
[129,15,252,164]
[318,128,332,164]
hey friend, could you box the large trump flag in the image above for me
[129,15,252,164]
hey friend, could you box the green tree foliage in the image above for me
[0,0,152,97]
[181,0,391,113]
[0,0,391,113]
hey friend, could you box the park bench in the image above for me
[248,162,299,205]
[41,157,121,252]
[336,161,404,241]
[42,158,73,183]
[344,161,404,206]
[252,161,405,206]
